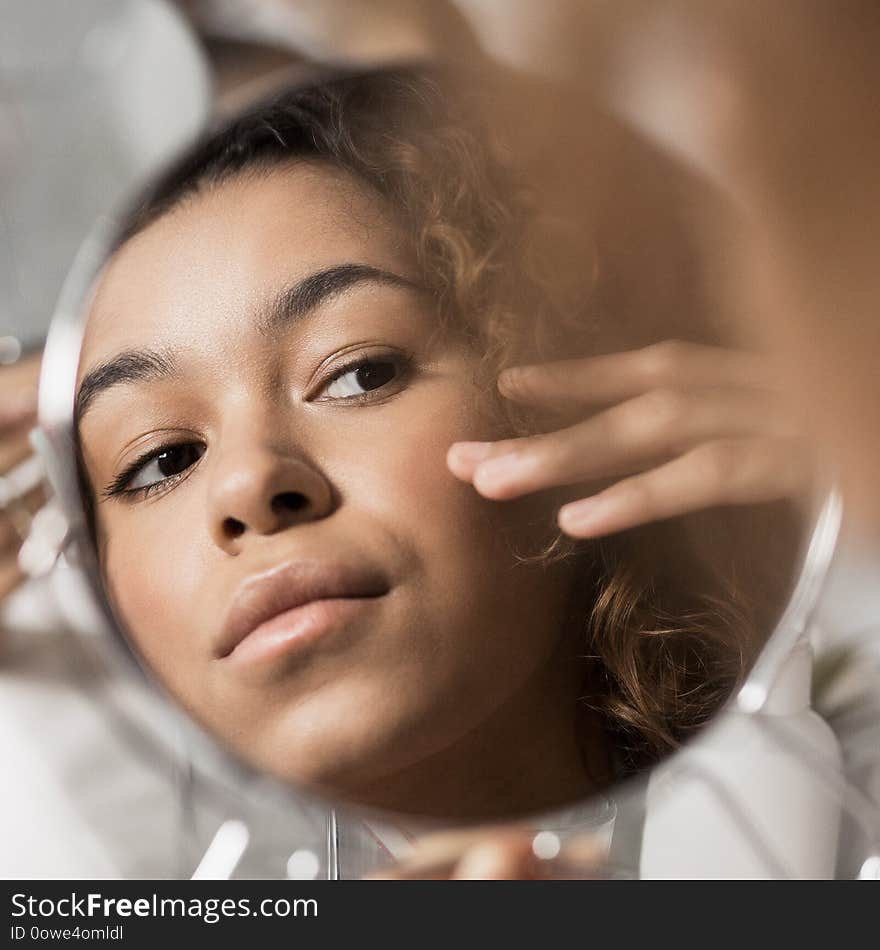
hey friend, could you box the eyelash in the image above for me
[104,351,413,501]
[103,443,203,501]
[314,351,413,403]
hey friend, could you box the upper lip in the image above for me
[216,559,390,659]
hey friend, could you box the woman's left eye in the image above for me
[319,357,405,400]
[107,442,206,498]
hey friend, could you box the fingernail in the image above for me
[449,442,495,464]
[474,452,531,489]
[559,498,610,534]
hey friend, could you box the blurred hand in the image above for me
[448,340,810,538]
[1,352,42,602]
[178,0,482,67]
[603,1,880,533]
[367,826,608,880]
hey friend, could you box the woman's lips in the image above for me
[225,596,381,666]
[217,559,389,664]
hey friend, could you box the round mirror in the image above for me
[32,61,839,874]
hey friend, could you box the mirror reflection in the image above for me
[65,66,807,824]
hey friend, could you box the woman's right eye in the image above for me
[109,443,206,497]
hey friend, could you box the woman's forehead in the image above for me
[81,163,414,366]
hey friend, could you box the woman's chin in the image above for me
[229,723,407,797]
[222,712,456,815]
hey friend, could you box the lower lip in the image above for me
[225,597,378,667]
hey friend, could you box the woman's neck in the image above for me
[347,653,608,821]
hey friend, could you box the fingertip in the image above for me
[471,467,505,498]
[497,365,532,398]
[447,441,494,479]
[471,453,531,499]
[558,499,609,538]
[446,446,471,480]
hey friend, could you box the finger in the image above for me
[0,433,35,475]
[0,513,23,555]
[498,340,775,410]
[367,827,536,880]
[0,394,37,433]
[0,484,44,553]
[365,828,515,880]
[558,436,809,538]
[450,833,537,881]
[0,352,40,433]
[0,554,25,602]
[449,387,793,501]
[550,832,607,873]
[366,858,455,880]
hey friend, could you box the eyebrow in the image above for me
[261,262,427,332]
[75,262,428,426]
[75,349,177,425]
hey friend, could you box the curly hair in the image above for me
[122,66,800,776]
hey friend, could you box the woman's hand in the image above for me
[0,352,42,602]
[448,340,811,538]
[367,827,608,880]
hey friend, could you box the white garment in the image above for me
[0,573,328,879]
[0,578,178,877]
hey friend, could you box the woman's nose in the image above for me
[207,441,334,549]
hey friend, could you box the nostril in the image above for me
[220,493,311,541]
[223,516,246,539]
[272,491,309,514]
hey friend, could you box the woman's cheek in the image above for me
[334,380,504,547]
[101,508,209,673]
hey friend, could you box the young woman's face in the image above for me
[76,164,584,815]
